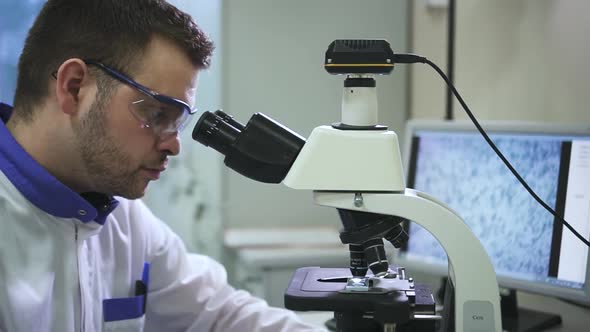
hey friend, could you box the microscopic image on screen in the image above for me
[408,132,561,278]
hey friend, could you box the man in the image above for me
[0,0,324,331]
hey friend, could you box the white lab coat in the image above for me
[0,173,325,332]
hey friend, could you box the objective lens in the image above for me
[384,223,409,248]
[362,238,389,276]
[349,244,368,277]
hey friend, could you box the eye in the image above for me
[143,106,166,122]
[130,99,185,132]
[136,102,170,124]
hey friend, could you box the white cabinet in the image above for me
[224,227,349,307]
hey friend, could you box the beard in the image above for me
[72,93,149,199]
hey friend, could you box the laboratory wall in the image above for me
[411,0,590,123]
[142,0,225,260]
[144,0,410,259]
[221,0,410,229]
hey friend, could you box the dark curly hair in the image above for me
[13,0,214,122]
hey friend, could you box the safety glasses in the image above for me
[53,59,197,137]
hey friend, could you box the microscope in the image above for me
[193,40,502,332]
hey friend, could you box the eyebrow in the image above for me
[83,59,195,114]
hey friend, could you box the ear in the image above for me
[54,59,93,116]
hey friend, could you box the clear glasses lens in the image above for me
[130,99,190,135]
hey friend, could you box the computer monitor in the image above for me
[395,120,590,329]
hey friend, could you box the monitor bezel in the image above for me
[395,119,590,305]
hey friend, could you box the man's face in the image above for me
[73,37,200,198]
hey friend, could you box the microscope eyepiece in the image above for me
[193,111,241,155]
[192,110,306,183]
[213,110,245,131]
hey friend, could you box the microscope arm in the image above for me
[314,189,502,332]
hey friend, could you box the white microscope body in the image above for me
[283,76,502,332]
[193,39,502,331]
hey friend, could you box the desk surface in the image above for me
[296,291,590,332]
[518,291,589,331]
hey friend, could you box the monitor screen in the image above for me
[397,120,590,305]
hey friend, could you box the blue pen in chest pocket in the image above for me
[102,262,150,322]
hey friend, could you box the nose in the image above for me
[157,132,181,156]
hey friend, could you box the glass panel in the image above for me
[0,1,45,104]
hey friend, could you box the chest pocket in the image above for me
[102,263,150,332]
[103,315,145,332]
[102,294,146,332]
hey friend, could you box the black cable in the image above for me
[446,0,456,121]
[394,53,590,248]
